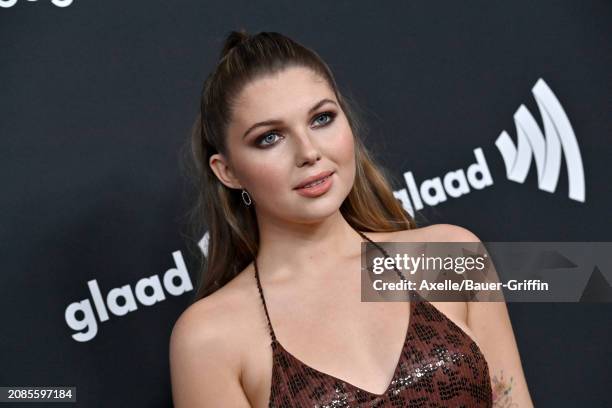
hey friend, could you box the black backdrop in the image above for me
[1,1,611,406]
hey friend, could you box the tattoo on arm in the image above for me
[491,369,518,408]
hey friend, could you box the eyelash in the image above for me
[254,111,337,148]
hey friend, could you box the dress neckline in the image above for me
[271,291,420,398]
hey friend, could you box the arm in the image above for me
[169,303,252,408]
[468,298,533,407]
[439,224,534,407]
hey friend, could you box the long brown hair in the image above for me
[181,29,418,302]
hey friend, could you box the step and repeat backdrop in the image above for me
[1,1,610,406]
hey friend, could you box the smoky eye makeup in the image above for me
[253,111,338,148]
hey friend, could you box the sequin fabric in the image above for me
[254,230,493,407]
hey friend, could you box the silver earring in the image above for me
[241,189,252,206]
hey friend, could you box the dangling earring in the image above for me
[241,189,252,206]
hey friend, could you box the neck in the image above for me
[254,210,367,281]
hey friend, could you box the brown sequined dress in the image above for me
[254,231,493,407]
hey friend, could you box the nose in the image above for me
[295,130,322,167]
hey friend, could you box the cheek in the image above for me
[333,123,356,189]
[333,122,355,167]
[242,162,288,195]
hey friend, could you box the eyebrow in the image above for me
[242,98,338,139]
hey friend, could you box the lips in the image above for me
[294,170,335,189]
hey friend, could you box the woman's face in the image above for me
[210,66,356,224]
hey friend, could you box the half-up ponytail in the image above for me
[218,28,250,60]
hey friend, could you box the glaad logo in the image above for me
[395,77,585,216]
[395,148,493,215]
[0,0,73,8]
[64,251,193,342]
[495,78,585,202]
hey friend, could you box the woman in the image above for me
[170,30,533,407]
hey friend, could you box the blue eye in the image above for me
[255,111,337,148]
[314,112,334,126]
[258,132,280,147]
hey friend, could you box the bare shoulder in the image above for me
[169,269,256,407]
[170,268,253,347]
[390,223,482,243]
[170,263,259,346]
[170,288,238,351]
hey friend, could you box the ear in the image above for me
[209,153,243,190]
